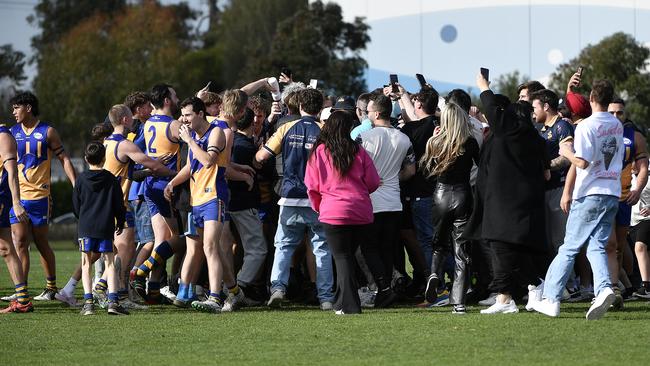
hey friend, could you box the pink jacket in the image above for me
[305,144,381,225]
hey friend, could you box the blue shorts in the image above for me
[10,197,50,227]
[130,199,154,244]
[191,199,225,229]
[79,237,113,253]
[144,184,172,218]
[0,196,10,228]
[616,201,631,227]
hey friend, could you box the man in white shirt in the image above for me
[532,80,624,320]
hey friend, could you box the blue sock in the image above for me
[108,292,119,303]
[177,283,188,301]
[84,293,93,303]
[188,283,196,301]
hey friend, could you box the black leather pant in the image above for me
[430,183,472,305]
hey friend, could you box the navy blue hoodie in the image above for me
[72,169,125,240]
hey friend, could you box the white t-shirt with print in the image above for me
[359,126,415,213]
[573,111,624,200]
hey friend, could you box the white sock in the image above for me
[62,278,78,295]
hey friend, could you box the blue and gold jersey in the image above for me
[144,114,180,185]
[0,125,12,199]
[209,118,230,204]
[103,133,133,207]
[189,124,219,206]
[10,122,51,201]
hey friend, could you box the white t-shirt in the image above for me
[631,175,650,226]
[573,112,624,200]
[359,126,415,213]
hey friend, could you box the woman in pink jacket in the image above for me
[305,110,381,314]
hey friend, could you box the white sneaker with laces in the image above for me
[160,286,176,301]
[586,287,616,321]
[222,289,245,312]
[525,282,543,311]
[480,299,519,314]
[55,290,79,307]
[531,298,560,317]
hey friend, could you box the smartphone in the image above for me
[281,67,292,78]
[576,66,584,77]
[309,79,318,89]
[416,73,427,88]
[389,74,399,93]
[480,67,489,82]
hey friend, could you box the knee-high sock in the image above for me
[136,241,174,278]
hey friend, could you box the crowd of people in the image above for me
[0,68,649,320]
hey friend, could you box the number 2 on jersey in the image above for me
[147,125,157,154]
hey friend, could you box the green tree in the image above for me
[0,44,27,122]
[493,70,527,102]
[254,0,370,96]
[33,2,197,153]
[209,0,306,87]
[549,32,650,130]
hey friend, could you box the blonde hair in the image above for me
[420,103,472,177]
[221,89,248,118]
[108,104,132,127]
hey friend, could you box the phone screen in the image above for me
[389,74,399,93]
[416,74,427,88]
[309,79,318,89]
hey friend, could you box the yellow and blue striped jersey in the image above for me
[190,124,220,206]
[103,133,133,208]
[10,122,51,201]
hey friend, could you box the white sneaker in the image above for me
[478,292,497,306]
[267,290,285,308]
[586,287,616,321]
[525,282,543,312]
[191,299,222,314]
[531,298,560,317]
[222,289,245,312]
[120,298,149,310]
[55,290,79,307]
[334,309,345,315]
[320,301,333,311]
[480,299,519,314]
[160,286,176,301]
[1,293,17,302]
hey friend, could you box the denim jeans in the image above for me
[542,195,618,301]
[270,205,334,303]
[410,196,434,272]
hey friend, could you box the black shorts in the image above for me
[631,220,650,245]
[400,198,414,230]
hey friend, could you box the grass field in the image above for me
[1,243,649,366]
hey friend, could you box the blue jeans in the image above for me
[543,195,618,301]
[410,196,434,273]
[270,205,334,303]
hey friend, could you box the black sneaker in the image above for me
[633,286,650,299]
[374,287,397,308]
[130,276,147,300]
[107,302,130,315]
[424,276,440,304]
[452,304,467,314]
[80,302,95,316]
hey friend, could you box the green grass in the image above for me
[1,245,649,365]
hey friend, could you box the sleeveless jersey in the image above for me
[103,133,133,207]
[620,125,636,201]
[209,118,230,204]
[10,122,51,200]
[189,124,219,206]
[143,114,180,186]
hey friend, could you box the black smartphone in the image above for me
[281,67,292,78]
[576,66,584,77]
[389,74,399,93]
[416,73,427,88]
[480,68,489,82]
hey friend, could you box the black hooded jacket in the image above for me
[72,169,125,240]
